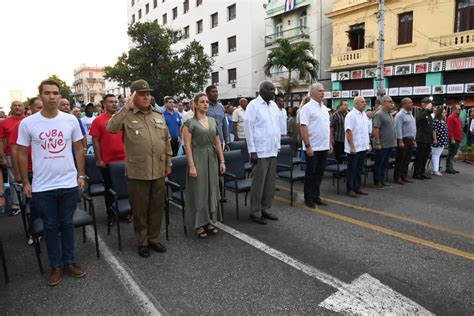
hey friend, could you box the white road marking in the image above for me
[86,227,166,316]
[215,222,433,315]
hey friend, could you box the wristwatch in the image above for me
[78,175,88,180]
[305,143,311,148]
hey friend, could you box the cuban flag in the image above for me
[285,0,295,12]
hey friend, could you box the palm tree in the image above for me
[264,39,319,105]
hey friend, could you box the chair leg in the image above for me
[235,192,239,219]
[21,208,29,239]
[244,192,248,206]
[0,241,9,284]
[34,237,44,274]
[182,204,187,236]
[165,199,169,241]
[117,215,122,252]
[82,226,86,243]
[290,181,294,206]
[336,174,340,195]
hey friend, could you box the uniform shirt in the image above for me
[278,108,288,135]
[373,108,397,148]
[447,113,463,142]
[0,115,25,156]
[395,109,416,139]
[163,109,181,141]
[17,111,83,192]
[89,113,126,164]
[415,108,433,144]
[330,110,346,143]
[299,98,330,151]
[344,108,370,153]
[232,106,246,139]
[244,95,281,158]
[207,101,229,145]
[432,119,448,148]
[107,106,172,180]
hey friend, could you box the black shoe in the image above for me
[412,175,424,180]
[262,211,278,221]
[107,215,116,227]
[138,246,150,258]
[401,178,413,183]
[220,198,227,203]
[445,170,456,174]
[9,208,20,216]
[149,242,166,253]
[304,200,316,209]
[250,215,267,225]
[422,174,432,179]
[454,170,460,173]
[313,198,328,206]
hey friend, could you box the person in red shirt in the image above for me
[0,100,25,215]
[446,104,463,174]
[89,94,126,225]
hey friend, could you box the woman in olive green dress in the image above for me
[182,93,226,238]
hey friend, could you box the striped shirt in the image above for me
[330,111,346,142]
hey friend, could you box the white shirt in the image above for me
[245,95,281,158]
[299,98,330,151]
[344,108,370,153]
[367,118,373,135]
[181,110,194,125]
[278,107,288,135]
[232,106,246,139]
[81,115,95,145]
[470,118,474,133]
[17,111,83,192]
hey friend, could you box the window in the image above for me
[89,72,94,78]
[184,0,189,13]
[173,7,178,19]
[211,12,218,28]
[228,68,237,84]
[197,19,203,34]
[196,0,202,7]
[455,0,474,32]
[297,11,307,35]
[212,72,219,85]
[228,4,236,21]
[211,42,219,57]
[132,14,135,23]
[398,12,413,45]
[138,9,142,19]
[131,0,135,6]
[184,26,190,39]
[154,0,157,8]
[145,3,149,14]
[163,13,167,25]
[347,23,365,50]
[275,19,283,39]
[228,36,236,52]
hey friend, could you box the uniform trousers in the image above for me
[413,142,431,176]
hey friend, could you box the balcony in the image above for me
[330,48,376,69]
[89,89,98,95]
[87,77,97,83]
[430,30,474,54]
[265,26,310,47]
[73,78,83,85]
[266,0,311,17]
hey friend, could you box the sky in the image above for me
[0,0,129,109]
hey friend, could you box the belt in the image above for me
[402,136,414,139]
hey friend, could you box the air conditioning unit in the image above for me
[232,83,236,88]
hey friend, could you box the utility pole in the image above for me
[376,0,385,97]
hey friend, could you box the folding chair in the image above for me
[165,155,188,237]
[229,140,252,174]
[325,154,347,195]
[277,145,305,205]
[0,238,8,284]
[85,154,105,197]
[223,150,251,218]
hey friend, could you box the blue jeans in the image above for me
[346,151,367,192]
[373,148,393,185]
[33,187,78,269]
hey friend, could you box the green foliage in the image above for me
[264,39,319,96]
[461,145,474,153]
[46,74,72,101]
[104,22,213,104]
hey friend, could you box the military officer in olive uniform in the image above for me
[413,97,436,180]
[107,79,172,258]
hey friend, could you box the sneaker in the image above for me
[27,236,34,246]
[65,264,86,278]
[9,208,21,216]
[433,171,442,176]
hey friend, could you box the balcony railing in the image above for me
[430,30,474,53]
[330,47,376,68]
[265,26,310,47]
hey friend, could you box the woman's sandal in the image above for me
[196,227,207,239]
[205,224,218,235]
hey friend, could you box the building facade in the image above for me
[127,0,267,103]
[72,65,106,105]
[265,0,333,107]
[327,0,474,109]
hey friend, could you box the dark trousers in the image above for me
[33,187,78,268]
[127,178,165,247]
[394,138,414,180]
[413,142,431,176]
[373,147,393,185]
[171,139,180,157]
[99,166,114,217]
[446,141,460,172]
[304,150,328,202]
[333,142,345,163]
[346,151,366,193]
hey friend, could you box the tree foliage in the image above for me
[47,74,72,101]
[104,22,213,104]
[264,39,319,98]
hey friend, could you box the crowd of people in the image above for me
[0,77,471,287]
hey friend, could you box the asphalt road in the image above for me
[0,160,473,315]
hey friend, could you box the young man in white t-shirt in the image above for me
[17,79,87,286]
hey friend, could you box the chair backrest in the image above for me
[280,136,291,146]
[229,140,249,163]
[277,145,292,170]
[168,155,188,189]
[108,162,128,199]
[85,154,104,185]
[224,150,246,180]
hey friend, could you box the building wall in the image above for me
[73,65,106,104]
[127,0,267,101]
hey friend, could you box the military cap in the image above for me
[421,97,436,104]
[130,79,153,93]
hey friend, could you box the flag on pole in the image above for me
[285,0,295,12]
